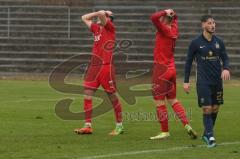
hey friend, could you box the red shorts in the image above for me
[83,64,116,93]
[152,64,176,100]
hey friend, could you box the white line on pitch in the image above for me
[0,98,61,103]
[78,141,240,159]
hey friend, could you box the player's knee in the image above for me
[155,100,165,106]
[84,95,92,100]
[167,98,178,106]
[212,105,219,113]
[202,106,213,114]
[84,89,94,99]
[107,92,117,101]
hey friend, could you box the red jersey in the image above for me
[150,11,179,69]
[90,20,115,65]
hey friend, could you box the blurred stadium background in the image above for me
[1,1,240,159]
[0,0,240,77]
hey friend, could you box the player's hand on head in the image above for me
[165,9,175,17]
[221,69,231,81]
[183,83,190,94]
[98,10,106,15]
[171,10,176,17]
[105,10,113,16]
[164,9,171,15]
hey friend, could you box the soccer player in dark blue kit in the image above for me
[183,15,231,148]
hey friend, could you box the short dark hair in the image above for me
[201,15,214,22]
[109,15,114,22]
[166,15,174,22]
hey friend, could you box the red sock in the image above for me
[84,98,92,123]
[156,105,168,132]
[111,98,122,123]
[172,102,189,126]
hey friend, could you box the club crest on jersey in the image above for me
[215,42,220,49]
[94,34,101,42]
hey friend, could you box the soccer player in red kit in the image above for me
[74,10,124,135]
[150,9,197,140]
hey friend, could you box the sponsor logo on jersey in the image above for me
[215,42,220,49]
[209,51,213,56]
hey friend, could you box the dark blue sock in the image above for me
[212,112,218,127]
[203,114,214,139]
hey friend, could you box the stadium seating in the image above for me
[0,0,239,74]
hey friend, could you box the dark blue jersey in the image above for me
[184,34,230,85]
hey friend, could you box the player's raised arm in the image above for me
[150,9,178,38]
[219,40,231,80]
[159,10,178,38]
[81,12,98,28]
[81,10,109,28]
[96,10,108,26]
[150,10,166,30]
[183,40,197,93]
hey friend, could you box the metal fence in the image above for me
[0,5,158,39]
[208,7,240,15]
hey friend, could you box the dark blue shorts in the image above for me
[196,83,223,107]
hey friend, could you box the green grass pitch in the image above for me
[0,79,239,159]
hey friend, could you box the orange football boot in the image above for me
[74,127,93,135]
